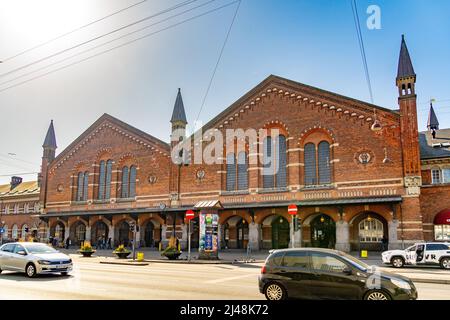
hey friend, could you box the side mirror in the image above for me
[17,250,27,256]
[343,267,352,275]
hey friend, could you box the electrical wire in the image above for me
[0,0,148,63]
[195,0,241,126]
[351,0,374,104]
[0,1,240,94]
[0,0,220,89]
[0,0,200,79]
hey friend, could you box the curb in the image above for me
[100,261,149,266]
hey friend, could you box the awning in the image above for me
[194,200,223,209]
[434,209,450,225]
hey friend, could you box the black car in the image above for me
[259,248,418,300]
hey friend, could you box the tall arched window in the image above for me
[237,151,248,191]
[226,153,236,191]
[121,166,129,198]
[226,152,248,192]
[21,224,28,239]
[98,160,112,200]
[129,166,137,198]
[304,140,332,186]
[120,165,137,199]
[76,171,89,201]
[304,143,317,186]
[263,135,287,189]
[318,141,331,184]
[3,225,8,239]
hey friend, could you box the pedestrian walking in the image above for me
[107,237,112,249]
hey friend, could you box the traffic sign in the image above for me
[0,228,4,234]
[185,210,195,221]
[288,204,298,215]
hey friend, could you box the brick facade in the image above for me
[36,37,450,252]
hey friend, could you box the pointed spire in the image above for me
[397,35,416,80]
[42,120,57,149]
[427,102,440,131]
[171,88,187,124]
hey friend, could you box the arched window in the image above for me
[98,161,106,199]
[120,165,137,199]
[76,171,89,201]
[98,160,112,200]
[121,166,129,198]
[237,152,248,191]
[24,203,29,213]
[304,143,317,186]
[304,140,332,186]
[359,218,384,242]
[129,166,137,198]
[226,153,236,191]
[263,135,287,189]
[318,141,331,184]
[12,224,18,239]
[13,204,19,214]
[226,152,248,192]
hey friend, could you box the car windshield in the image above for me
[25,244,58,254]
[338,252,370,271]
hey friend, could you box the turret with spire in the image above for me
[170,88,188,144]
[39,120,57,210]
[397,35,421,178]
[427,101,439,139]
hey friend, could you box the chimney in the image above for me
[10,176,23,190]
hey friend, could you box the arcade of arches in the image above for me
[41,205,398,252]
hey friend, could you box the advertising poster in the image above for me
[198,211,219,259]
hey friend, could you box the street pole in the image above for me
[291,216,295,249]
[188,219,191,261]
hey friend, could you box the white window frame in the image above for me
[431,169,442,184]
[359,218,384,243]
[442,168,450,184]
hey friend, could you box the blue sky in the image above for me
[0,0,449,183]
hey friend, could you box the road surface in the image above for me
[0,257,448,300]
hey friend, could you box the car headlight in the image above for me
[391,279,411,290]
[38,260,51,265]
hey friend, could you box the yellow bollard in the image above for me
[137,252,144,262]
[361,250,368,259]
[159,242,162,251]
[178,243,181,252]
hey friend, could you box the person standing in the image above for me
[107,237,112,250]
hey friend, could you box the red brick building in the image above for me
[0,177,42,244]
[38,36,450,252]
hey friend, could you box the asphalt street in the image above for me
[0,257,449,300]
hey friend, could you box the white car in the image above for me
[382,242,450,269]
[0,242,73,277]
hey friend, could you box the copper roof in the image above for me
[0,181,40,197]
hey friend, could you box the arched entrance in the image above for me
[350,212,388,251]
[144,221,155,247]
[434,209,450,241]
[271,216,290,249]
[51,222,65,244]
[118,221,131,247]
[70,221,86,246]
[91,221,109,246]
[310,215,336,249]
[236,218,249,249]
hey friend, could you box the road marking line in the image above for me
[204,274,257,284]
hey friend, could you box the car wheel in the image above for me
[264,282,287,301]
[364,290,391,301]
[25,263,37,278]
[440,258,450,270]
[391,256,404,268]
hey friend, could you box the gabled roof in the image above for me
[49,113,170,170]
[171,88,187,124]
[43,120,57,149]
[427,103,440,131]
[193,74,399,138]
[397,35,416,80]
[0,181,39,197]
[420,129,450,160]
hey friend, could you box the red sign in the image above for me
[288,204,298,215]
[185,210,195,221]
